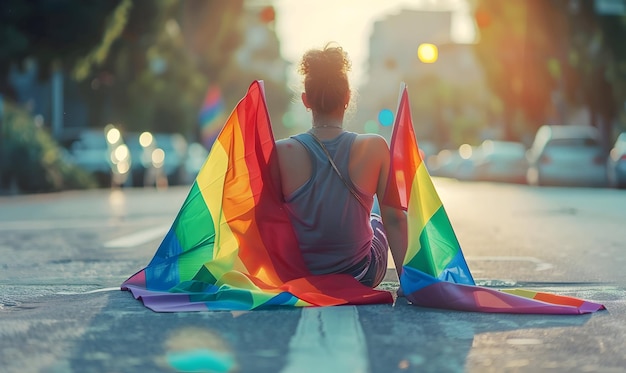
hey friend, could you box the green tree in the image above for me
[472,0,568,141]
[564,0,626,149]
[82,0,245,137]
[0,0,124,92]
[0,102,96,192]
[0,0,246,137]
[0,0,125,191]
[472,0,626,147]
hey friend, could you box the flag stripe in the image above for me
[199,85,226,150]
[404,162,445,266]
[411,162,442,224]
[199,105,223,125]
[175,185,217,281]
[406,205,462,274]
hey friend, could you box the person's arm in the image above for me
[372,137,408,281]
[380,204,407,280]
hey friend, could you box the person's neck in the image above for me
[311,123,343,130]
[311,115,344,130]
[309,125,345,141]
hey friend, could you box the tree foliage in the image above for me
[83,0,246,136]
[472,0,569,141]
[0,0,123,85]
[566,0,626,145]
[0,102,96,192]
[472,0,626,145]
[1,0,253,138]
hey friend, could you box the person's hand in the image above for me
[396,286,405,298]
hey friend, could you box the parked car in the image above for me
[607,132,626,189]
[429,144,480,181]
[184,142,209,184]
[417,140,438,160]
[526,125,607,187]
[124,132,189,187]
[124,131,157,187]
[64,126,130,187]
[474,140,528,184]
[152,133,189,186]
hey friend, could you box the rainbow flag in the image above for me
[383,83,605,314]
[122,81,393,311]
[198,85,226,150]
[122,80,605,314]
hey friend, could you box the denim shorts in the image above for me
[355,214,389,288]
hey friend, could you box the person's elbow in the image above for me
[381,206,406,229]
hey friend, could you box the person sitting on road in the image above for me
[275,43,408,289]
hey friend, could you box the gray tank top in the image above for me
[284,132,374,275]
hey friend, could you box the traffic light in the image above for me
[259,6,275,24]
[475,9,491,29]
[417,43,438,63]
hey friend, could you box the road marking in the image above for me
[0,219,121,231]
[0,218,165,231]
[465,256,553,271]
[506,338,543,345]
[55,287,120,295]
[103,225,170,248]
[282,306,369,373]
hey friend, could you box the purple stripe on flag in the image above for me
[406,281,605,314]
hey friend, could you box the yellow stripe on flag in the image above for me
[404,162,442,264]
[501,289,538,299]
[196,116,240,277]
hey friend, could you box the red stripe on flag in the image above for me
[383,85,422,210]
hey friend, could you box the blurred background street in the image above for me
[1,0,625,193]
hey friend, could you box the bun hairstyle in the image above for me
[298,43,351,115]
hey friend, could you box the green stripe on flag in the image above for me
[405,205,461,277]
[174,182,217,280]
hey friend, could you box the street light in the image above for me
[417,43,438,64]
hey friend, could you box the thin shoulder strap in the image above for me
[308,132,370,212]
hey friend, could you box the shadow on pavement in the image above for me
[42,291,299,373]
[361,298,602,373]
[19,288,602,373]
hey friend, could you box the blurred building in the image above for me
[237,2,289,84]
[220,1,292,139]
[353,9,490,147]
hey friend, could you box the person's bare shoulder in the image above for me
[276,137,302,152]
[276,137,307,164]
[354,133,390,153]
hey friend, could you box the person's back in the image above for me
[282,131,373,275]
[276,43,407,288]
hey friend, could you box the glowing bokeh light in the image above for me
[114,144,129,162]
[282,111,297,128]
[106,127,121,144]
[139,132,154,148]
[378,109,394,126]
[364,120,379,134]
[459,144,473,159]
[417,43,438,64]
[117,160,130,174]
[152,148,166,167]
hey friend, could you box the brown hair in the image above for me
[298,43,351,115]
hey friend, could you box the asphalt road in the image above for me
[1,179,625,373]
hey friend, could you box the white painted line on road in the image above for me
[0,219,120,231]
[465,256,553,271]
[282,306,369,373]
[103,224,170,248]
[55,287,120,295]
[0,218,166,231]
